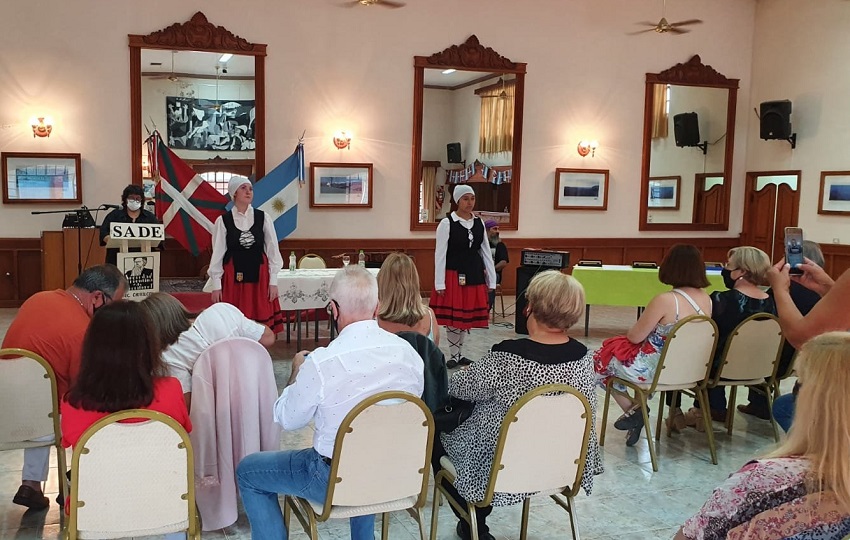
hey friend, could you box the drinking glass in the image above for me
[342,255,350,267]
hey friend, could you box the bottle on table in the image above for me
[289,251,297,272]
[358,250,366,267]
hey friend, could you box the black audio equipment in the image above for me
[520,249,570,269]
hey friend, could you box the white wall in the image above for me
[0,0,756,240]
[747,0,850,245]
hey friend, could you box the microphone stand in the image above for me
[32,205,109,276]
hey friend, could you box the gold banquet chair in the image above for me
[284,391,434,540]
[65,410,200,540]
[709,313,784,442]
[0,348,67,505]
[599,315,719,471]
[430,384,593,540]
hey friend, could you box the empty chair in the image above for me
[0,348,67,506]
[600,315,719,471]
[298,253,329,339]
[430,384,593,540]
[284,391,434,540]
[65,410,200,540]
[190,337,281,531]
[709,313,784,441]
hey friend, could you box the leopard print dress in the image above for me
[441,338,604,506]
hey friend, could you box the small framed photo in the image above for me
[2,152,82,204]
[309,162,373,208]
[118,251,160,300]
[648,176,680,210]
[554,168,609,210]
[818,171,850,215]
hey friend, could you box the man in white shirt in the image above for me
[237,265,424,540]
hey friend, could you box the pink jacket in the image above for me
[189,337,280,531]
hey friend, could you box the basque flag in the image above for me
[153,133,228,256]
[251,142,304,241]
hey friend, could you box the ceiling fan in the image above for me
[629,0,702,35]
[149,51,181,82]
[340,0,406,8]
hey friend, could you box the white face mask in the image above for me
[126,200,142,212]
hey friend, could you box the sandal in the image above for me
[614,406,647,431]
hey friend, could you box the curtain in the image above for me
[421,165,437,222]
[479,80,515,154]
[651,83,669,139]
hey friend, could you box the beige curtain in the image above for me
[421,165,437,222]
[651,83,669,139]
[479,81,515,154]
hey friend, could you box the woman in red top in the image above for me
[61,301,191,448]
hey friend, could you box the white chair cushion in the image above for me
[440,456,457,479]
[306,496,419,519]
[78,520,189,539]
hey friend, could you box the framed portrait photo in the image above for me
[818,171,850,215]
[2,152,82,204]
[118,251,160,300]
[647,176,681,210]
[554,168,609,210]
[309,162,373,208]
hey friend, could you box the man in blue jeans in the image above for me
[237,266,424,539]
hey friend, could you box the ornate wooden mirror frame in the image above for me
[410,36,526,231]
[639,55,739,231]
[129,12,266,186]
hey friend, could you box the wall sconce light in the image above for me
[577,140,598,157]
[30,116,54,138]
[333,131,352,150]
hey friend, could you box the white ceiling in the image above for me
[140,49,255,77]
[423,68,502,89]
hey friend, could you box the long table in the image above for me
[571,265,724,336]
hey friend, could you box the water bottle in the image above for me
[358,250,366,267]
[289,251,297,272]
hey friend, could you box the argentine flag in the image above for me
[252,143,304,241]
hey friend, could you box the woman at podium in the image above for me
[99,184,159,266]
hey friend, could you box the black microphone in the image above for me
[101,203,120,209]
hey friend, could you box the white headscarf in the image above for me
[227,176,252,199]
[453,184,474,202]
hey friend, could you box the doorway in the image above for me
[740,171,801,260]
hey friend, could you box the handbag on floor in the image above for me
[434,397,474,433]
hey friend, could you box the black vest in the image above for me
[446,216,486,286]
[223,209,265,284]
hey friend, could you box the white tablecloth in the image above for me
[276,268,379,310]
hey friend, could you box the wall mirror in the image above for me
[129,12,266,188]
[410,36,526,231]
[639,55,739,231]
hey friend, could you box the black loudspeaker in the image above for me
[673,112,701,147]
[514,266,543,335]
[447,142,462,164]
[760,100,793,139]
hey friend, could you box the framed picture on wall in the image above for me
[309,162,373,208]
[818,171,850,215]
[647,176,680,210]
[553,168,609,210]
[2,152,82,204]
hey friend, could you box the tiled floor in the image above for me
[0,301,788,539]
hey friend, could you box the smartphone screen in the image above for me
[784,227,804,275]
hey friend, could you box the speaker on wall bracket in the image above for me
[446,142,462,163]
[759,100,797,149]
[672,112,708,154]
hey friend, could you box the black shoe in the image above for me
[625,426,642,447]
[456,520,494,540]
[614,407,647,431]
[458,356,474,366]
[446,359,459,369]
[737,403,771,420]
[12,485,49,510]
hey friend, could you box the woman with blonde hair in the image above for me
[377,252,440,346]
[676,332,850,539]
[434,270,602,539]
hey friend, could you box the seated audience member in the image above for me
[376,252,440,346]
[236,266,424,540]
[1,264,125,510]
[685,247,775,425]
[738,240,824,420]
[485,220,508,311]
[593,244,711,446]
[435,271,603,540]
[140,293,275,409]
[675,332,850,540]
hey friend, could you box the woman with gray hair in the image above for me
[433,270,602,539]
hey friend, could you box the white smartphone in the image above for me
[784,226,804,275]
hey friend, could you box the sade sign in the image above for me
[109,223,164,241]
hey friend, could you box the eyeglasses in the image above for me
[98,290,114,305]
[326,299,339,316]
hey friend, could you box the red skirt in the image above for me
[222,256,285,333]
[429,270,490,330]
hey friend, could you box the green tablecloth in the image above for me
[572,264,724,307]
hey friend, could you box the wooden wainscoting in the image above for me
[0,238,43,308]
[820,243,850,279]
